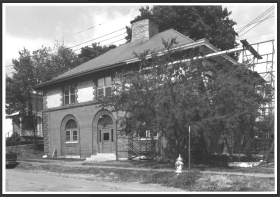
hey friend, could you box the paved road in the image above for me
[5,169,185,192]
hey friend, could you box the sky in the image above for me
[3,3,277,77]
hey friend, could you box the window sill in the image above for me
[65,141,78,144]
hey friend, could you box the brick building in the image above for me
[34,18,239,159]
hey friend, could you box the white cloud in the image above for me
[65,6,140,53]
[3,33,51,76]
[3,6,141,76]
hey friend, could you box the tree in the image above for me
[6,42,83,144]
[78,43,115,63]
[33,42,84,83]
[99,38,267,160]
[125,5,239,60]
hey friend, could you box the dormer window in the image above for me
[97,76,112,98]
[64,85,76,105]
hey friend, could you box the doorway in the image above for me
[97,114,114,153]
[99,128,114,153]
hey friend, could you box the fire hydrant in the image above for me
[175,154,184,175]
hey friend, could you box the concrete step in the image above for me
[86,153,116,162]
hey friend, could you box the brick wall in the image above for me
[131,19,158,43]
[44,103,118,158]
[42,112,49,155]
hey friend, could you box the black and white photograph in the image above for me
[3,3,277,194]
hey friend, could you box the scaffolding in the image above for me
[242,39,275,120]
[236,39,275,161]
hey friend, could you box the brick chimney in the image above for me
[130,18,158,43]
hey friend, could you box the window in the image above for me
[146,130,158,138]
[139,130,158,139]
[98,76,112,98]
[66,131,71,141]
[104,133,109,141]
[65,119,78,143]
[64,85,76,105]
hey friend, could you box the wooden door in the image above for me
[98,128,114,153]
[102,128,111,153]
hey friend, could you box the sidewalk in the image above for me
[17,158,275,178]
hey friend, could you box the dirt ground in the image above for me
[5,168,185,192]
[5,161,275,192]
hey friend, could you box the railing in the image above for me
[129,138,156,158]
[5,130,14,138]
[117,138,141,158]
[130,139,154,153]
[6,131,20,142]
[117,137,158,159]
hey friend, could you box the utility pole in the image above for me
[189,126,191,171]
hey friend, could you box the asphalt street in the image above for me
[5,168,185,193]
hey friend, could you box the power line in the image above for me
[237,6,274,34]
[238,12,274,38]
[4,26,129,65]
[69,27,126,48]
[73,36,126,52]
[6,31,274,74]
[234,15,274,30]
[73,37,127,52]
[42,9,133,47]
[6,37,128,75]
[6,36,274,79]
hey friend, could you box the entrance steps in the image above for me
[85,153,116,162]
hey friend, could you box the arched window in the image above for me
[98,115,113,128]
[65,119,78,142]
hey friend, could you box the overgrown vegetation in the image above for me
[99,38,269,161]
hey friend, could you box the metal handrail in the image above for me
[5,130,13,138]
[117,138,141,157]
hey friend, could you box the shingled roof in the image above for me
[35,29,195,88]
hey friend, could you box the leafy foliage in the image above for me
[78,43,113,62]
[99,38,268,159]
[5,42,85,143]
[126,5,239,60]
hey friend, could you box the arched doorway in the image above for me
[60,115,80,157]
[97,114,114,153]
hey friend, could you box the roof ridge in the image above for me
[169,28,195,43]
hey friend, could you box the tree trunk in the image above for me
[223,134,232,158]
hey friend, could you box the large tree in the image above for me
[99,39,268,160]
[125,5,239,60]
[6,42,83,143]
[78,43,116,63]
